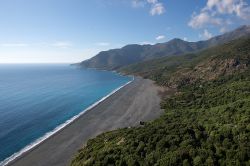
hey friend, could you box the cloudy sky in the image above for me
[0,0,250,63]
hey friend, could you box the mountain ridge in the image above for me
[120,37,250,88]
[79,25,250,70]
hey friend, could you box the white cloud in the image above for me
[132,0,165,16]
[96,42,111,46]
[188,0,250,34]
[0,43,29,47]
[150,3,165,15]
[204,0,250,19]
[156,35,165,40]
[188,12,222,29]
[51,41,72,48]
[235,1,250,19]
[183,37,188,41]
[201,29,213,39]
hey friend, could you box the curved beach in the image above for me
[8,77,163,166]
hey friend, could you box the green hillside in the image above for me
[71,37,250,166]
[121,37,250,87]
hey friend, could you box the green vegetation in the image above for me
[71,37,250,166]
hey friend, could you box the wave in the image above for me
[0,77,134,166]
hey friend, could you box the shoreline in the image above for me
[1,78,134,166]
[8,77,163,166]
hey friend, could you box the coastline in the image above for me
[7,77,163,166]
[1,77,133,166]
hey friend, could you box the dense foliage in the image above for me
[71,71,250,166]
[71,37,250,166]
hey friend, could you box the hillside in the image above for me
[71,37,250,166]
[121,37,250,88]
[79,25,250,70]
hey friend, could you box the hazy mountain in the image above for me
[79,25,250,70]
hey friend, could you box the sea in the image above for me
[0,64,132,165]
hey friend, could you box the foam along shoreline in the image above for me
[0,78,134,166]
[8,77,163,166]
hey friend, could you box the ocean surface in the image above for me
[0,64,132,165]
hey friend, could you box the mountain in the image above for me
[79,25,250,70]
[71,36,250,166]
[121,37,250,87]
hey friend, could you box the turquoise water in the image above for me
[0,64,132,164]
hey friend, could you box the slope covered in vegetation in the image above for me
[71,37,250,166]
[120,37,250,87]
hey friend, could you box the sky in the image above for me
[0,0,250,63]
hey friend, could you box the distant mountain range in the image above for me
[78,25,250,70]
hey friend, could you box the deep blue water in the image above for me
[0,64,132,164]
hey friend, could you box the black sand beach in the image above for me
[8,77,163,166]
